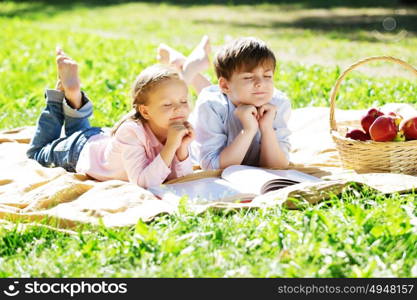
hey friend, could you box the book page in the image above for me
[221,165,322,194]
[148,177,255,204]
[263,168,322,183]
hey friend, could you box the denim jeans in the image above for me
[26,89,102,172]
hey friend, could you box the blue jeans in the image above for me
[27,89,102,172]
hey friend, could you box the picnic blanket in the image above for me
[1,103,417,229]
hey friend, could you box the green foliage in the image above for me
[1,1,416,128]
[1,190,417,277]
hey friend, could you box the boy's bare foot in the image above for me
[156,37,212,94]
[156,43,186,70]
[56,47,82,109]
[181,35,211,84]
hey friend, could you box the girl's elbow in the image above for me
[129,174,149,189]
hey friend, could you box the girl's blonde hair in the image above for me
[111,64,182,136]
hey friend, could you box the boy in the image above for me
[190,37,291,170]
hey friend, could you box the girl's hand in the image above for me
[180,121,195,147]
[176,121,195,161]
[166,122,190,150]
[258,103,277,131]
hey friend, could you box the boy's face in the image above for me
[220,64,274,107]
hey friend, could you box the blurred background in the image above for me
[1,0,416,128]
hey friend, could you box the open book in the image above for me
[148,165,322,204]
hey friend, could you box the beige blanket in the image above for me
[2,104,417,229]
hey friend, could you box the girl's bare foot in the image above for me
[181,35,211,84]
[156,43,186,70]
[56,47,82,109]
[55,79,64,92]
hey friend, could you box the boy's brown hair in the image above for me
[214,37,276,80]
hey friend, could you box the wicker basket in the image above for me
[329,56,417,174]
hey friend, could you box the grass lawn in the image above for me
[1,0,417,277]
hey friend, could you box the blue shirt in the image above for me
[190,85,292,170]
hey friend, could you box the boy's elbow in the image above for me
[277,157,290,169]
[201,160,215,170]
[280,160,290,169]
[200,155,219,170]
[218,161,230,170]
[263,159,289,170]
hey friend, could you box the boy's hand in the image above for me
[258,103,277,131]
[234,104,259,132]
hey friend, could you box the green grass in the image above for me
[1,187,417,277]
[1,0,417,277]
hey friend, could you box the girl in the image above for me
[27,38,210,188]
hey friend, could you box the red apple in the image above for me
[400,116,417,140]
[345,129,370,141]
[361,108,384,134]
[388,112,402,118]
[388,112,403,127]
[369,116,398,142]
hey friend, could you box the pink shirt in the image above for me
[76,120,193,188]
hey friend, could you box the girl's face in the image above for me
[220,65,274,107]
[139,79,190,132]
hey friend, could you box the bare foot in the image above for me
[156,43,186,70]
[190,73,211,95]
[56,47,82,109]
[55,79,64,92]
[181,35,211,84]
[156,37,211,94]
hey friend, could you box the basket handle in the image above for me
[329,56,417,132]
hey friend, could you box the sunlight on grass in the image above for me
[1,2,417,129]
[1,188,416,277]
